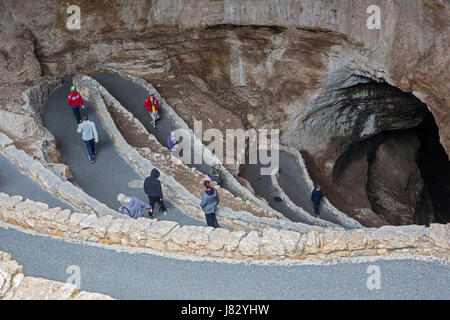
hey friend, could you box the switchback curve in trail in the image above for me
[0,153,73,211]
[42,76,203,226]
[91,73,342,226]
[1,134,448,300]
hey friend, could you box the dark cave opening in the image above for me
[316,79,449,226]
[415,112,450,224]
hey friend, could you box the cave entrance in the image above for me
[317,79,449,227]
[415,112,450,224]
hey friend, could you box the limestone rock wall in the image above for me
[1,0,448,156]
[0,192,448,261]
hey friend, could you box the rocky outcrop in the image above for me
[367,132,424,225]
[1,0,448,152]
[0,1,41,84]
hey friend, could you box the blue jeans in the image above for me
[84,139,96,162]
[72,107,81,124]
[313,202,320,216]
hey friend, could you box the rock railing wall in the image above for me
[1,193,448,261]
[0,250,113,300]
[270,171,339,228]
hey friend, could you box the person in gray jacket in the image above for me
[200,180,220,228]
[77,114,98,164]
[117,193,152,219]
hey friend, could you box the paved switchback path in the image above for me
[92,73,212,178]
[277,151,342,225]
[92,73,336,225]
[0,149,448,300]
[241,151,343,225]
[1,225,449,300]
[42,76,202,226]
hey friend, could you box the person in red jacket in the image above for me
[67,85,85,125]
[144,93,159,129]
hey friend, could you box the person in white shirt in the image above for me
[77,114,98,164]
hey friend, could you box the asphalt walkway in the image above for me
[1,225,448,300]
[42,76,202,226]
[92,73,336,225]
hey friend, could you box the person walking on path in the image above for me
[311,186,323,217]
[117,193,152,219]
[200,180,220,228]
[144,93,160,129]
[67,85,85,125]
[167,131,179,152]
[143,168,168,219]
[208,163,224,187]
[77,114,98,164]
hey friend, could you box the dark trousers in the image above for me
[313,202,320,216]
[148,196,167,216]
[205,212,220,228]
[72,107,81,124]
[84,139,96,162]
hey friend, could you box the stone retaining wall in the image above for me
[0,132,123,219]
[1,192,448,261]
[0,250,113,300]
[270,171,339,228]
[279,145,363,228]
[74,74,329,235]
[101,68,284,218]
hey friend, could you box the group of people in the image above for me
[68,86,324,227]
[68,86,99,164]
[117,168,221,228]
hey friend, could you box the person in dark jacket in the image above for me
[311,186,323,217]
[143,168,167,218]
[117,193,152,219]
[208,164,224,187]
[200,180,220,228]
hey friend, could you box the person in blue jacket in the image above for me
[200,180,220,228]
[311,186,323,217]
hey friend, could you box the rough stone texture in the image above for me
[238,231,261,257]
[146,220,179,240]
[429,223,450,249]
[319,229,348,254]
[0,194,448,262]
[261,228,286,258]
[367,132,424,225]
[346,229,367,251]
[368,225,428,249]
